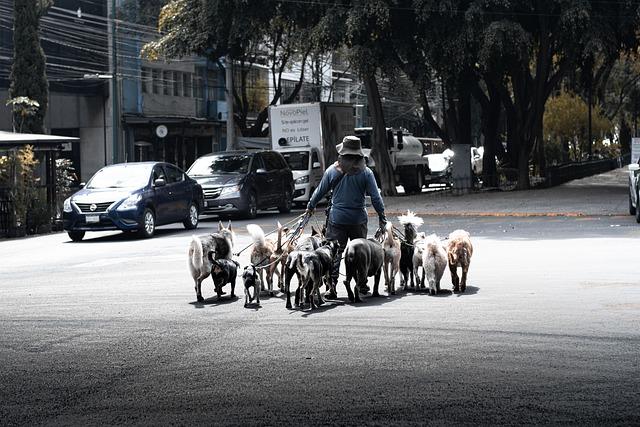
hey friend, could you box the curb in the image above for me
[369,211,625,218]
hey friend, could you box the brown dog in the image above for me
[446,229,473,293]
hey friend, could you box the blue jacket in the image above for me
[307,164,384,225]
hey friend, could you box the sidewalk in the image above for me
[373,167,630,217]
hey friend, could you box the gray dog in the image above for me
[343,238,384,303]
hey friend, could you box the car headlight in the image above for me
[63,198,73,213]
[118,193,142,210]
[294,175,309,185]
[220,184,241,196]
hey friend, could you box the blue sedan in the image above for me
[62,162,203,241]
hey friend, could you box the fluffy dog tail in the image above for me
[190,235,204,270]
[246,224,266,247]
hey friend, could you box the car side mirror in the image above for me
[312,162,321,169]
[154,178,166,187]
[79,182,85,188]
[256,168,267,174]
[628,163,640,171]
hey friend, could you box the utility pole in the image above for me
[225,56,235,151]
[108,0,119,163]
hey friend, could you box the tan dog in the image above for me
[446,229,473,293]
[382,221,401,295]
[246,222,288,295]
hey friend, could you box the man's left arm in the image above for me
[365,169,386,226]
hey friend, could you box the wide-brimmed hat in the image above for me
[336,136,364,157]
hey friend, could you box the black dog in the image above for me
[343,238,384,303]
[209,256,239,298]
[242,265,261,307]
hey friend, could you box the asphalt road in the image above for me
[1,210,639,425]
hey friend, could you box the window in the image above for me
[250,155,264,172]
[183,73,191,97]
[153,166,166,182]
[262,152,282,171]
[163,70,171,95]
[311,150,320,168]
[207,69,218,101]
[141,67,150,93]
[173,71,181,96]
[152,69,160,94]
[164,165,184,183]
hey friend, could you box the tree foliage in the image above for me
[10,0,50,134]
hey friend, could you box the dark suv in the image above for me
[187,150,294,219]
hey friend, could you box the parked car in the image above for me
[279,147,324,206]
[424,152,453,187]
[187,150,294,219]
[472,146,484,175]
[628,160,640,222]
[62,162,203,241]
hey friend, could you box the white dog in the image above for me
[411,232,427,287]
[422,233,447,296]
[188,221,235,302]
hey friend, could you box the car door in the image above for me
[262,152,283,206]
[164,164,190,221]
[250,154,271,208]
[152,165,172,224]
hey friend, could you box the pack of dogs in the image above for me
[187,211,474,310]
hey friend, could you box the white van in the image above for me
[279,146,324,205]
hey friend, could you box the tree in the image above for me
[143,0,326,137]
[10,0,51,134]
[473,1,639,189]
[6,97,40,133]
[544,89,612,163]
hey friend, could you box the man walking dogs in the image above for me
[305,135,387,299]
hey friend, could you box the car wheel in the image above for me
[243,192,257,219]
[279,189,292,213]
[636,192,640,223]
[629,186,636,216]
[183,202,199,229]
[138,208,156,238]
[68,231,85,242]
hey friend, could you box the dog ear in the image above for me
[227,220,232,231]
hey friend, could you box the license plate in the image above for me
[86,215,99,223]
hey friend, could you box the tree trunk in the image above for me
[364,74,397,196]
[517,141,530,190]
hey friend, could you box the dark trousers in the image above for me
[325,221,368,286]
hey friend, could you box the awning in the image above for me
[0,131,79,150]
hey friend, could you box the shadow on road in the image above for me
[190,295,239,308]
[454,285,480,296]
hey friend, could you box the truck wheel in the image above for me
[400,166,421,195]
[636,191,640,223]
[243,191,257,219]
[279,189,292,213]
[68,231,85,242]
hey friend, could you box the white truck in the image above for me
[354,127,430,194]
[269,102,355,204]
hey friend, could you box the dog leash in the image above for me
[233,213,306,257]
[251,214,310,271]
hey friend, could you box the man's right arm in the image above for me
[307,166,337,211]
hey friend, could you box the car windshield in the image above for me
[86,164,152,189]
[188,155,251,175]
[281,151,309,171]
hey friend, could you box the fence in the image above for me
[544,158,619,187]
